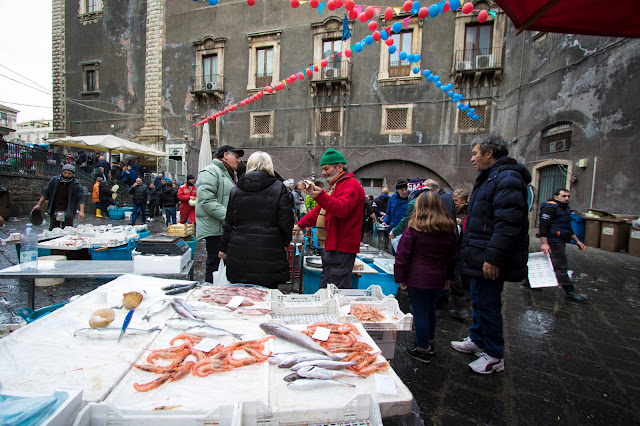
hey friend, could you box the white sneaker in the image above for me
[450,337,483,356]
[146,217,154,222]
[469,353,505,374]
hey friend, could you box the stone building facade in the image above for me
[50,0,640,215]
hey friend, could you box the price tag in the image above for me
[312,326,331,341]
[375,374,397,395]
[226,296,245,309]
[193,338,219,353]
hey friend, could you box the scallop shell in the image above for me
[89,308,115,328]
[122,291,144,310]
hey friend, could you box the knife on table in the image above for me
[118,309,135,342]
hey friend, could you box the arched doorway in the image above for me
[353,160,452,196]
[530,160,572,227]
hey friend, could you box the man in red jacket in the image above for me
[177,174,196,224]
[294,148,365,288]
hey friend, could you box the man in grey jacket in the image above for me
[196,145,244,283]
[33,164,86,231]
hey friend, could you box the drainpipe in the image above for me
[589,156,598,209]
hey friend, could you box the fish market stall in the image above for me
[303,256,378,294]
[0,274,416,424]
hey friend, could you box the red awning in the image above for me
[494,0,639,38]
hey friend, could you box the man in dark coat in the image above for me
[450,134,531,375]
[33,164,86,230]
[538,188,589,301]
[128,177,149,225]
[374,187,390,218]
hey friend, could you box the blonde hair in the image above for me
[453,188,469,202]
[246,151,274,176]
[408,190,456,233]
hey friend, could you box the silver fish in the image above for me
[190,310,222,320]
[259,322,341,360]
[286,379,355,389]
[142,299,171,321]
[291,360,358,371]
[296,365,362,380]
[268,352,333,368]
[184,325,243,340]
[165,317,205,330]
[171,298,204,320]
[74,327,160,340]
[284,372,302,382]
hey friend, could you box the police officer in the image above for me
[539,188,589,302]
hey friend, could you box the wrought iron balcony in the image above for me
[453,47,502,72]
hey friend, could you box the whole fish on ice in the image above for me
[142,299,171,321]
[165,318,205,330]
[268,352,333,368]
[74,327,160,340]
[184,324,243,340]
[259,322,340,360]
[296,365,362,380]
[171,298,204,320]
[290,360,358,371]
[286,379,355,389]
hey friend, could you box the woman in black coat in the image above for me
[218,151,294,288]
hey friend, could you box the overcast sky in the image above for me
[0,1,53,123]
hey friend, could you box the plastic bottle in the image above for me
[20,223,38,271]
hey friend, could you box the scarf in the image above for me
[315,172,345,249]
[222,161,237,183]
[58,174,74,184]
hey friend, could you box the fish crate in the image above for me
[73,401,238,426]
[238,394,382,426]
[338,298,413,332]
[270,288,331,305]
[327,284,394,303]
[0,387,83,426]
[167,223,195,237]
[270,297,342,324]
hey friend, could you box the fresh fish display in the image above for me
[286,379,355,389]
[290,360,358,371]
[142,299,171,321]
[283,372,302,382]
[161,283,191,291]
[183,324,244,340]
[260,322,341,360]
[190,310,222,320]
[171,298,204,320]
[200,285,269,307]
[268,352,333,368]
[296,365,362,380]
[165,318,205,330]
[164,283,198,295]
[74,327,160,339]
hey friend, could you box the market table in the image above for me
[0,260,194,310]
[0,274,415,425]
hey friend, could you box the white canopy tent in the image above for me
[46,135,166,157]
[197,122,213,173]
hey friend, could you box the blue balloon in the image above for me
[399,51,408,61]
[469,108,475,114]
[433,75,440,82]
[448,91,455,97]
[413,1,421,10]
[365,35,374,45]
[467,111,473,117]
[414,54,421,62]
[388,45,397,54]
[450,0,461,11]
[427,75,434,81]
[423,69,431,76]
[462,104,470,111]
[413,67,420,74]
[407,54,415,62]
[441,86,448,92]
[435,81,442,88]
[429,4,439,17]
[392,22,402,33]
[473,114,480,120]
[380,30,389,40]
[354,43,363,52]
[208,0,218,4]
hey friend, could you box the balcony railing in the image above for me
[312,60,351,81]
[454,47,502,71]
[190,74,224,92]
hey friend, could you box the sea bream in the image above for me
[74,327,160,340]
[268,352,333,368]
[259,322,341,360]
[141,299,171,321]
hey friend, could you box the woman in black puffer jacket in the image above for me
[219,151,294,288]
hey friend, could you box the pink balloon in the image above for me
[345,0,355,10]
[291,74,298,81]
[403,0,412,12]
[478,9,488,23]
[314,64,319,72]
[257,91,264,98]
[224,108,229,114]
[334,0,343,8]
[348,8,358,19]
[368,21,377,31]
[306,68,313,76]
[359,12,367,23]
[418,7,428,19]
[443,1,450,12]
[310,0,319,8]
[327,0,335,11]
[365,6,374,19]
[298,71,305,80]
[240,100,246,106]
[462,3,473,14]
[384,7,394,21]
[385,38,394,46]
[372,30,381,41]
[247,0,255,6]
[345,48,353,57]
[290,0,300,8]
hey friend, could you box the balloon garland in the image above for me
[194,0,490,126]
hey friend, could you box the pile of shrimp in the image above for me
[302,322,389,377]
[199,285,269,307]
[130,334,274,392]
[350,304,387,322]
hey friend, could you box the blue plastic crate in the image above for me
[137,230,150,239]
[89,239,136,260]
[303,266,359,294]
[17,302,69,323]
[185,238,197,260]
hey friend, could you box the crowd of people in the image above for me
[30,134,591,376]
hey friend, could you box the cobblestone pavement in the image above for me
[1,217,639,425]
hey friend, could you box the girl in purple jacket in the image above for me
[395,190,458,364]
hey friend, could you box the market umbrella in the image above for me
[46,135,166,157]
[198,122,212,173]
[494,0,640,38]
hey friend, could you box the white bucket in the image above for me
[35,255,67,287]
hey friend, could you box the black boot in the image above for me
[566,290,590,302]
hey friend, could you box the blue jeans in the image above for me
[131,202,146,224]
[469,277,505,359]
[164,207,177,225]
[407,287,441,349]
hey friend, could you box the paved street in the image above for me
[1,215,639,425]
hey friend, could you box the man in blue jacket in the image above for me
[538,188,589,301]
[450,134,531,375]
[383,178,409,253]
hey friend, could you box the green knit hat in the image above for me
[320,148,346,166]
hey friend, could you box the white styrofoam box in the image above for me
[338,298,413,331]
[527,252,559,288]
[0,387,83,426]
[239,394,382,426]
[368,330,398,360]
[73,401,238,426]
[132,250,190,275]
[327,284,395,303]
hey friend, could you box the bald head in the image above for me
[424,179,439,190]
[381,187,389,195]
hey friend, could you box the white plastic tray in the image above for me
[327,284,394,303]
[338,298,413,331]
